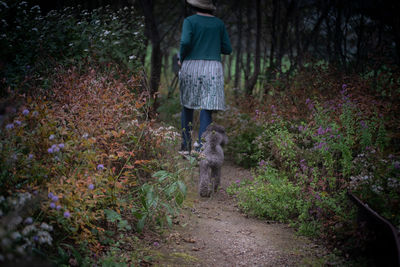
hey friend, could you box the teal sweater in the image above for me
[179,14,232,62]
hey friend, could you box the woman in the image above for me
[179,0,232,155]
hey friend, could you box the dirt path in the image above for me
[150,158,335,266]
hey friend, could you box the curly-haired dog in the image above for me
[199,124,228,197]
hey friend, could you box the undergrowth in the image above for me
[226,64,400,259]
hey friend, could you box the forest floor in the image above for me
[145,156,342,266]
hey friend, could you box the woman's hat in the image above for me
[187,0,216,11]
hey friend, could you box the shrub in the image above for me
[231,165,301,222]
[227,71,399,255]
[0,0,145,92]
[0,67,186,264]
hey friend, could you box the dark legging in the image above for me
[181,107,212,151]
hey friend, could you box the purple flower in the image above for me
[47,147,54,153]
[317,126,324,135]
[360,121,367,129]
[50,202,56,209]
[64,211,71,218]
[306,99,314,110]
[259,160,266,167]
[6,123,14,129]
[97,164,104,170]
[342,84,347,90]
[235,179,241,184]
[22,109,29,116]
[15,120,22,126]
[24,217,33,225]
[53,146,60,153]
[88,184,94,190]
[33,235,39,242]
[298,125,304,132]
[394,162,400,170]
[51,195,59,202]
[153,241,160,247]
[48,192,54,199]
[49,134,55,140]
[58,143,65,149]
[33,190,38,195]
[28,154,34,159]
[56,205,61,210]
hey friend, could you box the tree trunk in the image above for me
[245,0,261,95]
[244,0,252,81]
[277,0,295,74]
[356,14,365,72]
[234,6,243,91]
[139,0,161,109]
[334,2,343,66]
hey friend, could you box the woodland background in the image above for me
[0,0,399,266]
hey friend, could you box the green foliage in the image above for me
[226,114,263,168]
[227,79,398,252]
[156,95,181,128]
[0,0,145,91]
[132,170,186,232]
[230,166,301,222]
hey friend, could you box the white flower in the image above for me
[129,55,136,60]
[103,30,110,36]
[40,222,53,231]
[37,230,52,245]
[16,246,25,255]
[0,1,9,9]
[11,232,21,240]
[22,225,36,236]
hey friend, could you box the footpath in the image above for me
[150,158,336,266]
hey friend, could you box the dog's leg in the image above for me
[199,160,211,197]
[211,165,221,192]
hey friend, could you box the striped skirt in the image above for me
[179,60,225,111]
